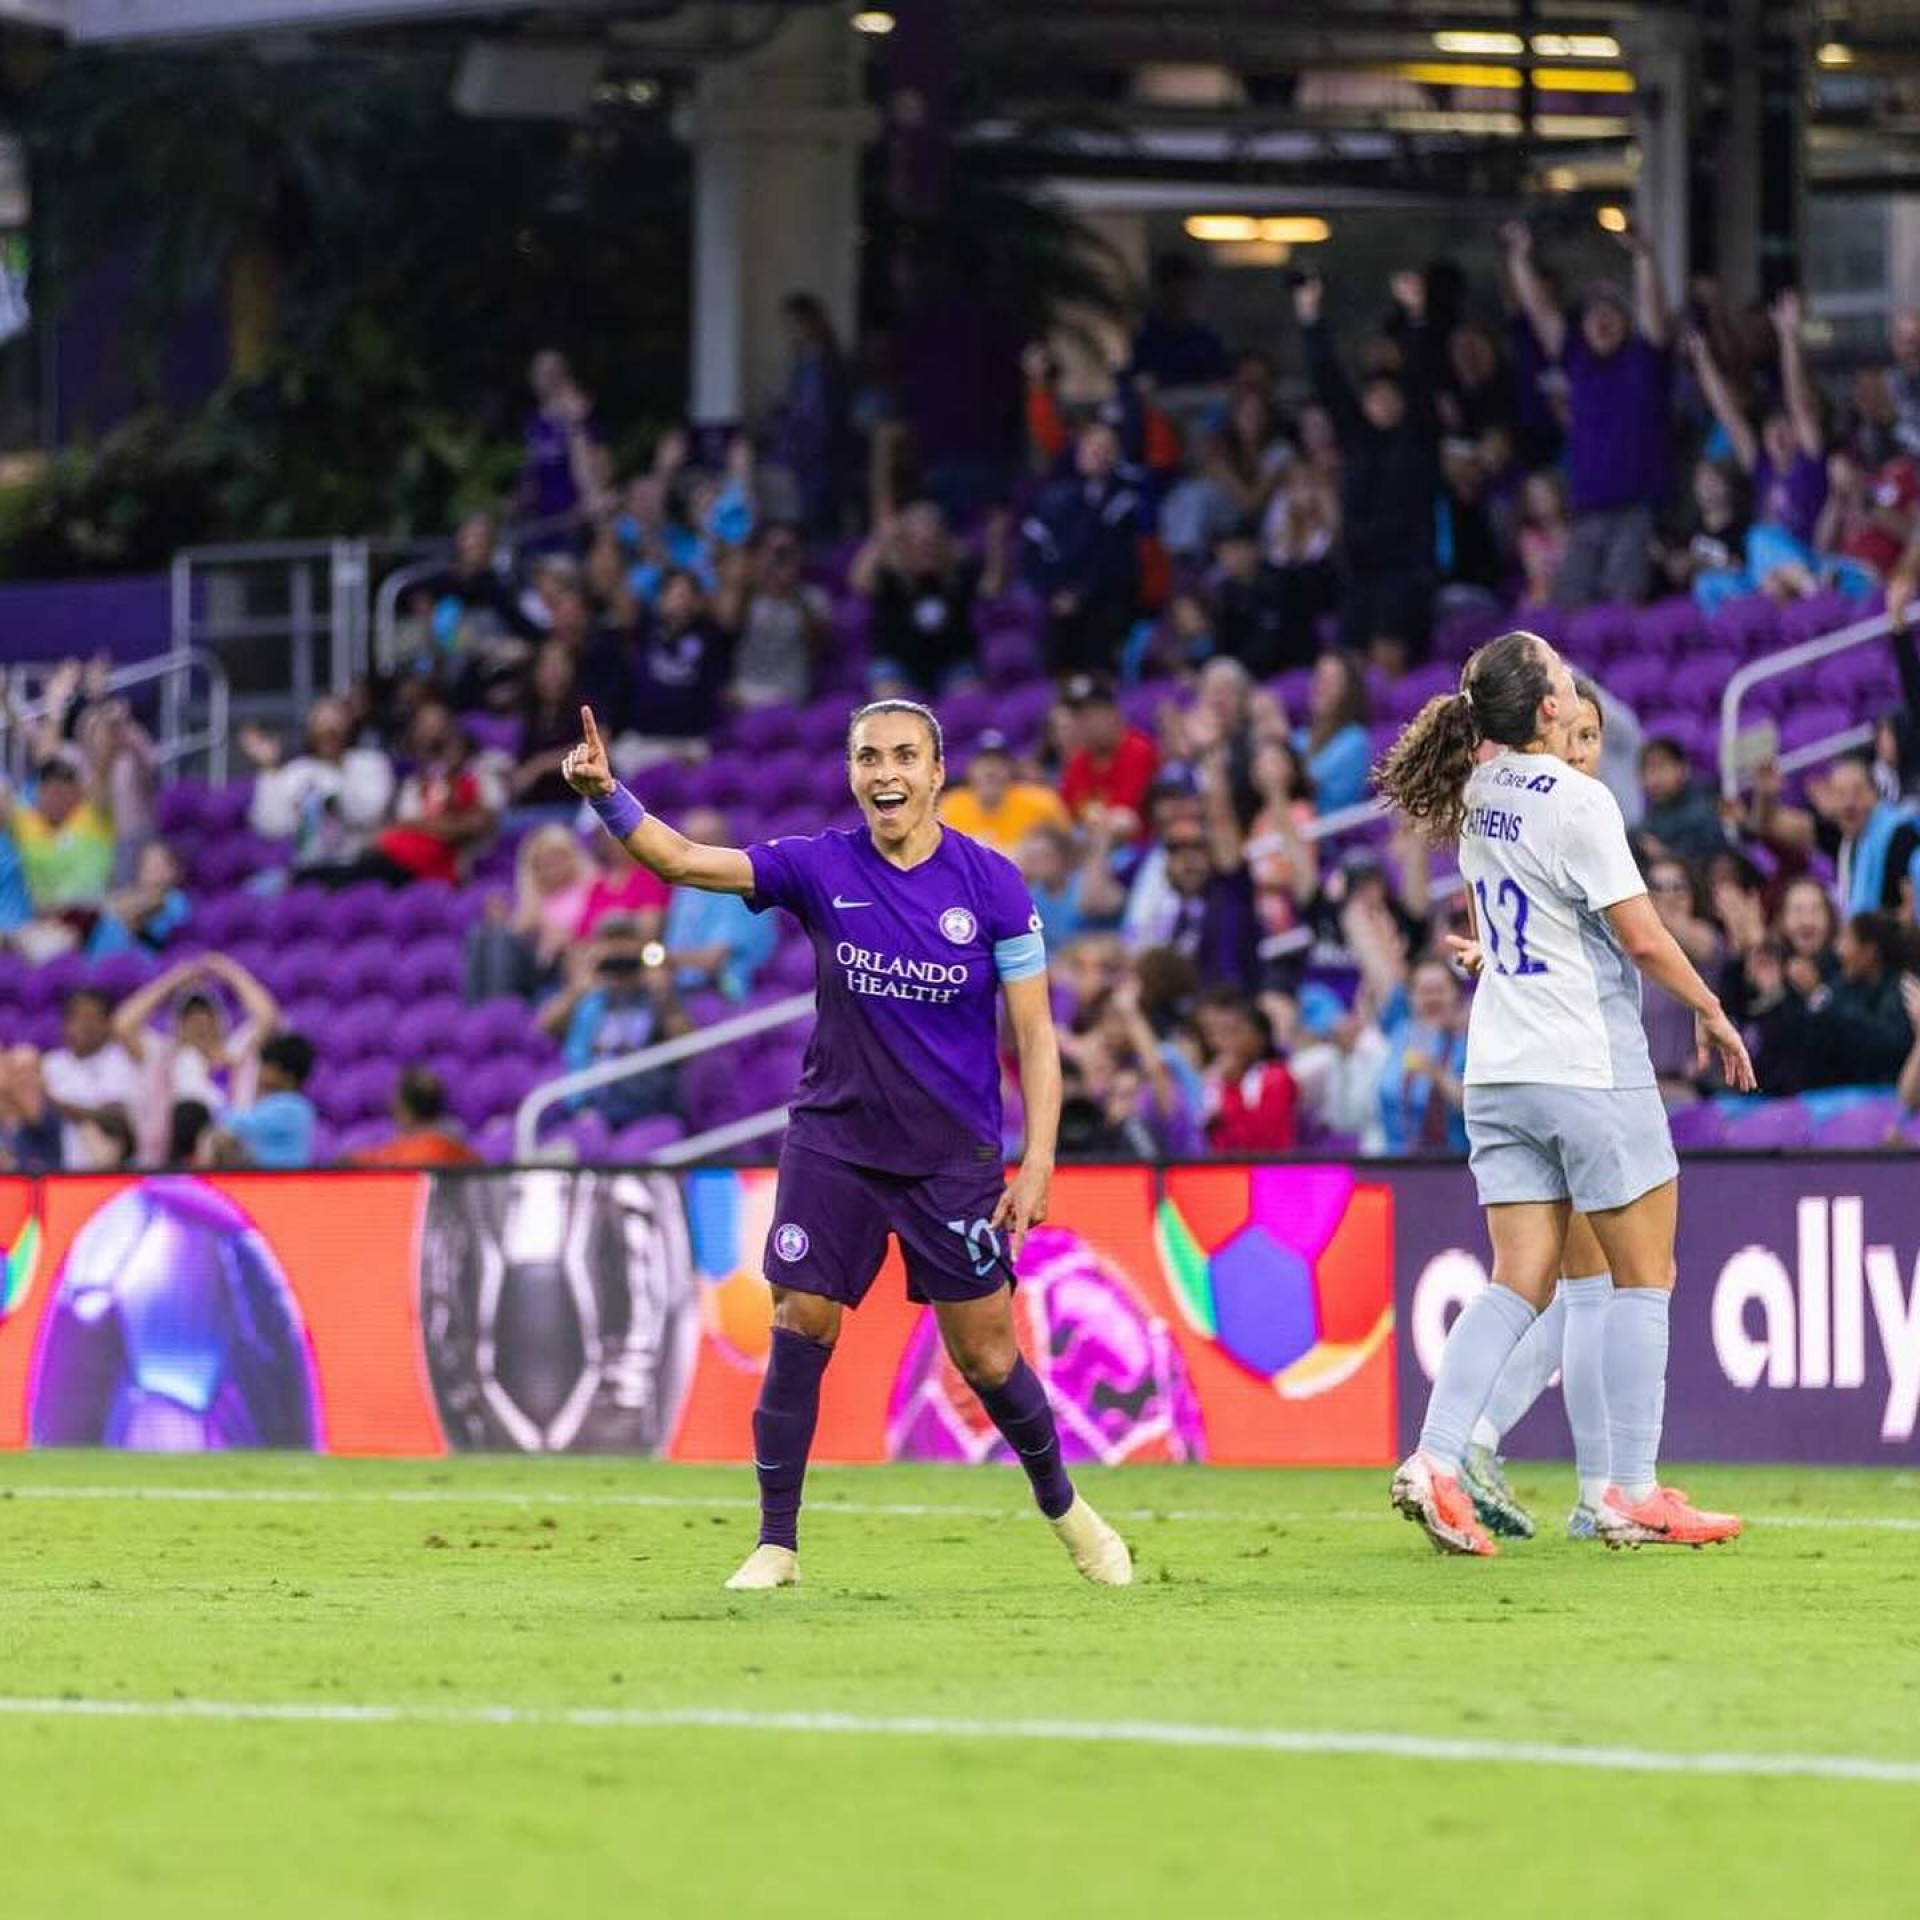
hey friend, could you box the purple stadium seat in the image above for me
[1721,1100,1814,1149]
[156,781,211,836]
[266,937,335,1001]
[1778,590,1858,650]
[1630,597,1702,655]
[475,1116,518,1162]
[1665,1102,1726,1149]
[562,1110,614,1161]
[1601,656,1668,709]
[726,706,802,756]
[1707,594,1781,657]
[983,627,1041,688]
[191,891,263,949]
[279,995,334,1039]
[395,994,463,1058]
[460,997,536,1053]
[272,887,333,942]
[463,712,522,757]
[387,936,463,1001]
[331,940,399,1002]
[329,997,403,1062]
[1778,702,1855,754]
[610,1115,688,1161]
[757,750,816,812]
[385,885,463,943]
[1813,1097,1905,1147]
[85,951,156,1000]
[1432,602,1510,664]
[325,882,392,942]
[1667,652,1743,713]
[1566,603,1633,665]
[678,1050,739,1133]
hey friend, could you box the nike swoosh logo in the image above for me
[832,895,873,909]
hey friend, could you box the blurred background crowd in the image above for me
[6,205,1920,1174]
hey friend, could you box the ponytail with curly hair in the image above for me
[1372,631,1559,842]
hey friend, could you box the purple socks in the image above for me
[753,1326,833,1551]
[977,1357,1076,1520]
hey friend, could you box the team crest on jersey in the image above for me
[939,907,978,944]
[773,1223,810,1263]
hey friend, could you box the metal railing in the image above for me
[1718,606,1894,798]
[512,990,815,1163]
[370,508,587,677]
[2,648,232,785]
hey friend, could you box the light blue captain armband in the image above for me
[993,929,1048,983]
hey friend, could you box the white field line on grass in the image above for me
[4,1484,1917,1532]
[0,1696,1915,1786]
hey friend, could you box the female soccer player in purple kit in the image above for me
[563,698,1132,1590]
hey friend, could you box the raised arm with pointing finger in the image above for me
[562,706,755,894]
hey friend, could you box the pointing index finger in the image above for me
[580,705,603,754]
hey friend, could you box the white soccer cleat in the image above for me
[1049,1494,1133,1587]
[724,1544,801,1591]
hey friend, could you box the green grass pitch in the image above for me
[2,1453,1917,1919]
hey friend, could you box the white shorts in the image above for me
[1464,1083,1678,1214]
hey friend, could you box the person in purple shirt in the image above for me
[1504,219,1674,608]
[560,698,1132,1593]
[1689,289,1829,598]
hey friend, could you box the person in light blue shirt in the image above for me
[0,812,30,937]
[664,808,778,999]
[1373,958,1469,1155]
[1292,651,1374,815]
[213,1032,317,1169]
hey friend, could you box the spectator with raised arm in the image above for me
[1289,652,1374,816]
[42,987,138,1171]
[1193,989,1298,1152]
[771,292,851,538]
[112,951,278,1165]
[1296,268,1440,675]
[1504,217,1672,606]
[1022,420,1142,677]
[1058,677,1159,842]
[1736,751,1919,919]
[853,501,995,696]
[1687,292,1829,600]
[244,697,396,881]
[721,522,831,710]
[521,348,602,530]
[1636,736,1728,864]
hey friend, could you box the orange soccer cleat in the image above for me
[1596,1485,1743,1550]
[1391,1451,1498,1557]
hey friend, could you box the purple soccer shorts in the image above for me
[762,1141,1013,1307]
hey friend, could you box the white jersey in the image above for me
[1457,752,1654,1090]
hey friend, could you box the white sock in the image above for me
[1602,1286,1670,1503]
[1478,1287,1568,1443]
[1417,1285,1537,1474]
[1558,1273,1613,1506]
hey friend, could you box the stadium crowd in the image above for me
[6,220,1920,1170]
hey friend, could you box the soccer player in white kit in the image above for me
[1452,680,1618,1542]
[1375,633,1755,1556]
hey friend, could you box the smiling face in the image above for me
[1779,878,1835,957]
[848,706,944,851]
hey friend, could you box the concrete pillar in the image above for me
[676,9,875,427]
[1623,16,1692,312]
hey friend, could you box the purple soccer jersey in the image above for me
[746,826,1044,1176]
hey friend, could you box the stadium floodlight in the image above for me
[1431,31,1524,56]
[1184,215,1330,245]
[851,8,896,33]
[1596,205,1630,234]
[1531,34,1622,60]
[1817,42,1855,67]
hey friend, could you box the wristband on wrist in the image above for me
[590,782,647,840]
